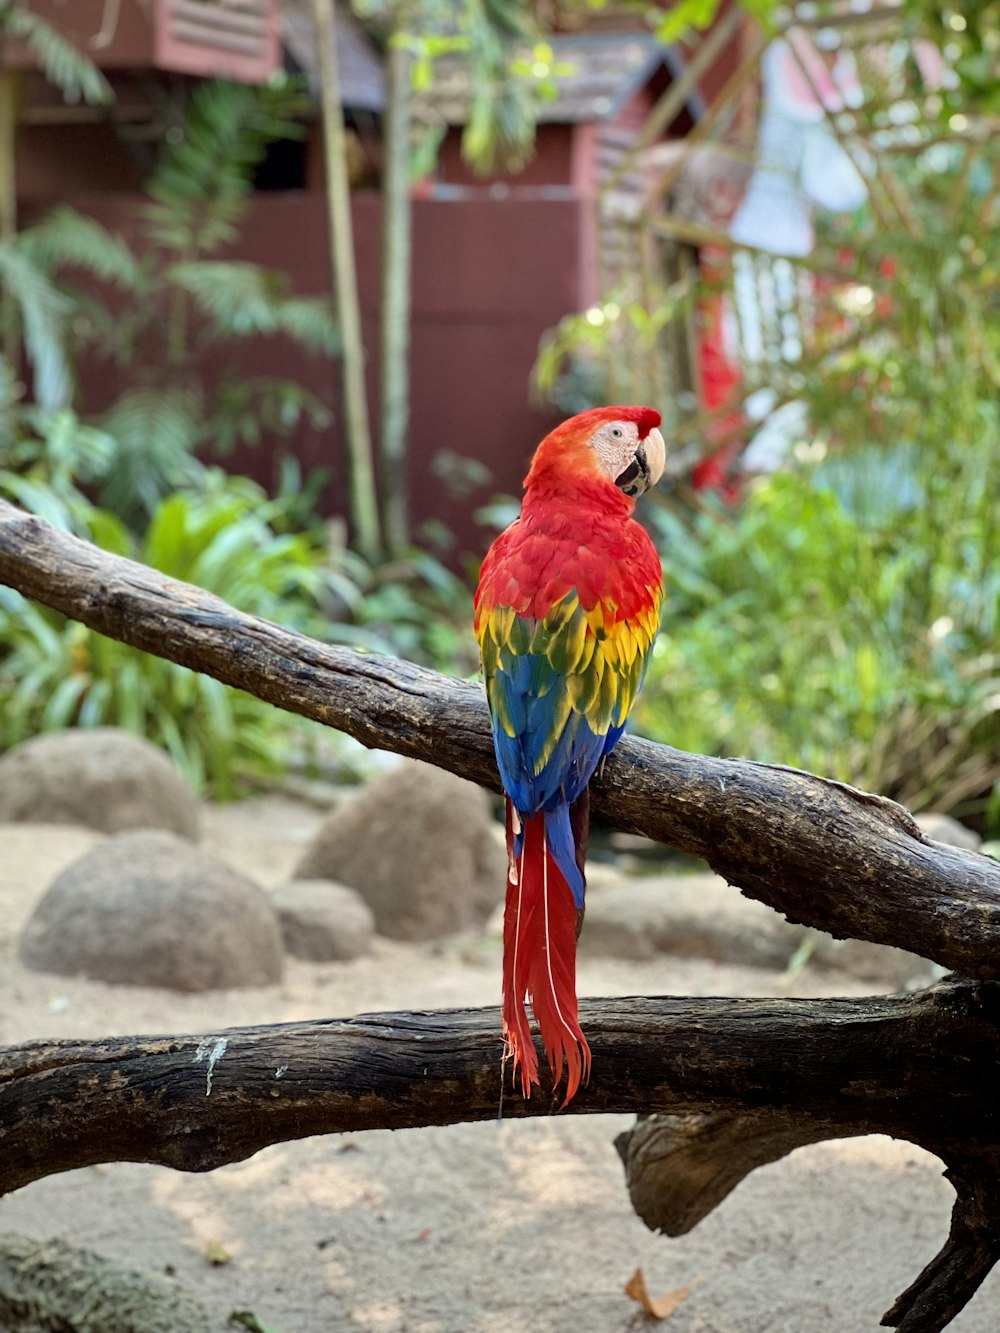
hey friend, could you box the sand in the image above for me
[0,798,995,1332]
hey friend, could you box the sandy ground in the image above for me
[0,798,996,1333]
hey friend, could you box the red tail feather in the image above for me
[502,801,591,1104]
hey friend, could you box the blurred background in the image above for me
[0,0,998,840]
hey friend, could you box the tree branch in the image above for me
[1,499,999,977]
[2,980,1000,1332]
[4,501,1000,1330]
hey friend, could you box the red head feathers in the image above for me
[524,405,665,500]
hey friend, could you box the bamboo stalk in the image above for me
[312,0,381,561]
[378,28,413,554]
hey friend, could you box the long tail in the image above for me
[502,797,591,1104]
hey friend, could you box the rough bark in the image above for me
[3,501,1000,1331]
[1,500,999,980]
[1,980,999,1331]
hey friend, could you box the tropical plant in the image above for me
[0,471,334,795]
[636,452,1000,829]
[0,1,112,106]
[14,79,338,530]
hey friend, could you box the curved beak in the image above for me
[615,426,666,497]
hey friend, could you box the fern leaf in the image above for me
[98,387,204,524]
[20,207,146,293]
[2,7,112,106]
[168,261,339,353]
[0,242,73,412]
[145,79,310,257]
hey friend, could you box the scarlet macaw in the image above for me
[474,406,665,1103]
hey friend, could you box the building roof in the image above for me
[281,0,386,112]
[413,32,702,128]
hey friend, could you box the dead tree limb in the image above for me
[1,979,1000,1332]
[1,500,999,978]
[4,501,1000,1330]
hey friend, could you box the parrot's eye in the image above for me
[610,427,623,439]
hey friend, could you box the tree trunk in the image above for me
[311,0,381,560]
[378,26,413,553]
[3,500,1000,1332]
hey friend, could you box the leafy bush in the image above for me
[637,458,1000,828]
[0,471,331,796]
[0,419,478,792]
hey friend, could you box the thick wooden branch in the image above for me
[2,500,999,976]
[2,979,1000,1332]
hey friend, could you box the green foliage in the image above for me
[168,262,339,353]
[0,2,112,105]
[19,205,146,292]
[380,0,543,176]
[0,402,476,790]
[905,0,1000,115]
[637,460,1000,825]
[0,242,73,412]
[0,397,117,532]
[145,78,310,255]
[339,545,477,671]
[13,78,338,528]
[96,388,204,526]
[0,472,331,796]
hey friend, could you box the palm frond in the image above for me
[1,6,112,105]
[168,261,339,354]
[0,242,73,412]
[145,79,310,257]
[97,386,204,524]
[20,207,146,294]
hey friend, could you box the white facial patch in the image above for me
[591,420,642,482]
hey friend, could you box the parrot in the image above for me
[474,405,665,1105]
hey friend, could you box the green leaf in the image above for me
[0,242,73,412]
[98,387,204,524]
[145,80,310,257]
[168,262,339,354]
[2,7,112,105]
[21,207,145,293]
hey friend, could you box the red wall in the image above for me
[42,190,583,560]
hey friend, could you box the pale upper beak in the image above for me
[643,426,666,487]
[615,426,666,497]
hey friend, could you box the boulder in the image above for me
[0,729,199,839]
[914,812,982,852]
[270,879,375,961]
[580,871,937,988]
[0,1234,216,1333]
[19,830,283,990]
[294,760,506,940]
[581,873,802,967]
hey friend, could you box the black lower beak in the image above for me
[615,445,650,497]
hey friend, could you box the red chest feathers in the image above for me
[477,500,661,625]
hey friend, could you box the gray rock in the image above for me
[271,879,375,961]
[0,728,199,839]
[807,936,940,990]
[294,760,506,940]
[0,1233,216,1333]
[20,830,283,991]
[581,873,802,967]
[914,812,982,852]
[580,872,937,989]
